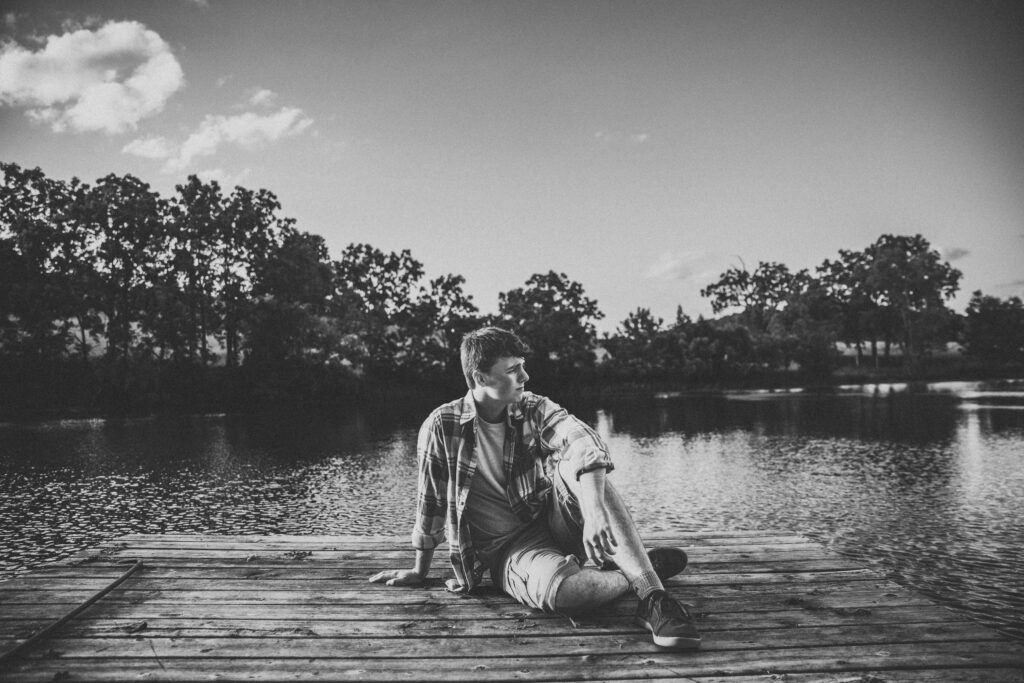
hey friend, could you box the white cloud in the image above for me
[121,135,173,159]
[645,251,727,284]
[0,20,184,134]
[248,88,278,108]
[170,107,313,170]
[122,104,314,173]
[60,16,104,33]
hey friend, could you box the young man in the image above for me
[369,327,701,649]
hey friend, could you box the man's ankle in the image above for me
[631,571,661,600]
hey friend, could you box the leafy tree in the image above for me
[604,308,668,378]
[0,163,97,360]
[0,233,28,351]
[167,176,228,364]
[861,234,961,370]
[772,279,842,375]
[497,271,604,378]
[817,248,882,366]
[962,291,1024,366]
[55,179,105,362]
[701,261,809,332]
[78,174,167,366]
[332,244,480,379]
[406,273,480,377]
[244,229,335,365]
[701,261,813,369]
[331,243,426,374]
[619,307,664,344]
[675,316,756,380]
[216,187,293,367]
[333,243,425,320]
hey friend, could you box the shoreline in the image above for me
[3,371,1022,424]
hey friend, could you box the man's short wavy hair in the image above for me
[460,327,531,389]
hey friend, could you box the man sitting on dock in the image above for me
[369,326,701,649]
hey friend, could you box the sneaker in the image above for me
[602,546,689,582]
[635,589,702,650]
[647,547,688,582]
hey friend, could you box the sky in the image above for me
[2,0,1022,332]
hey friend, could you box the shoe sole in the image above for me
[601,547,689,581]
[649,547,688,582]
[637,617,702,650]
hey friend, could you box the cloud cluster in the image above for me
[247,88,278,108]
[645,251,725,283]
[123,98,314,172]
[942,246,970,262]
[594,130,651,145]
[0,20,184,133]
[121,135,173,160]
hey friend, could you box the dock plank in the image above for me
[0,604,984,639]
[11,620,1007,658]
[3,644,1024,682]
[1,532,1021,682]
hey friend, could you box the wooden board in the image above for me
[1,532,1021,682]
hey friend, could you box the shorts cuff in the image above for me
[539,554,583,613]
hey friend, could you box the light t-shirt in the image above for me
[465,416,527,562]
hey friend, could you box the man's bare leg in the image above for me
[553,566,630,613]
[552,460,663,612]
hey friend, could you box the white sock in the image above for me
[631,570,661,600]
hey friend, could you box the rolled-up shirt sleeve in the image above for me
[535,397,613,479]
[411,411,448,550]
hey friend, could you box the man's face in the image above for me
[476,356,529,404]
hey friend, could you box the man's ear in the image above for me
[473,370,488,387]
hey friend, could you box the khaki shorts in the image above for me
[493,464,587,613]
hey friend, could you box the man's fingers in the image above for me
[381,571,422,587]
[589,528,616,558]
[370,570,399,583]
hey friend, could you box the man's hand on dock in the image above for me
[368,569,425,587]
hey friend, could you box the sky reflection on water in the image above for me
[1,381,1022,639]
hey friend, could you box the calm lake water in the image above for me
[1,380,1023,639]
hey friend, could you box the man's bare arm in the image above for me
[576,467,618,566]
[368,548,434,586]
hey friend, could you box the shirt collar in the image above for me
[459,390,525,426]
[459,390,477,425]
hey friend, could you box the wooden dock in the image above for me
[1,531,1021,681]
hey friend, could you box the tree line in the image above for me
[1,161,1021,415]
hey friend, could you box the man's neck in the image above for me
[472,390,510,424]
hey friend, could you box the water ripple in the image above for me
[1,381,1022,639]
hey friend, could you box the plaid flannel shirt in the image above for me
[411,390,614,593]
